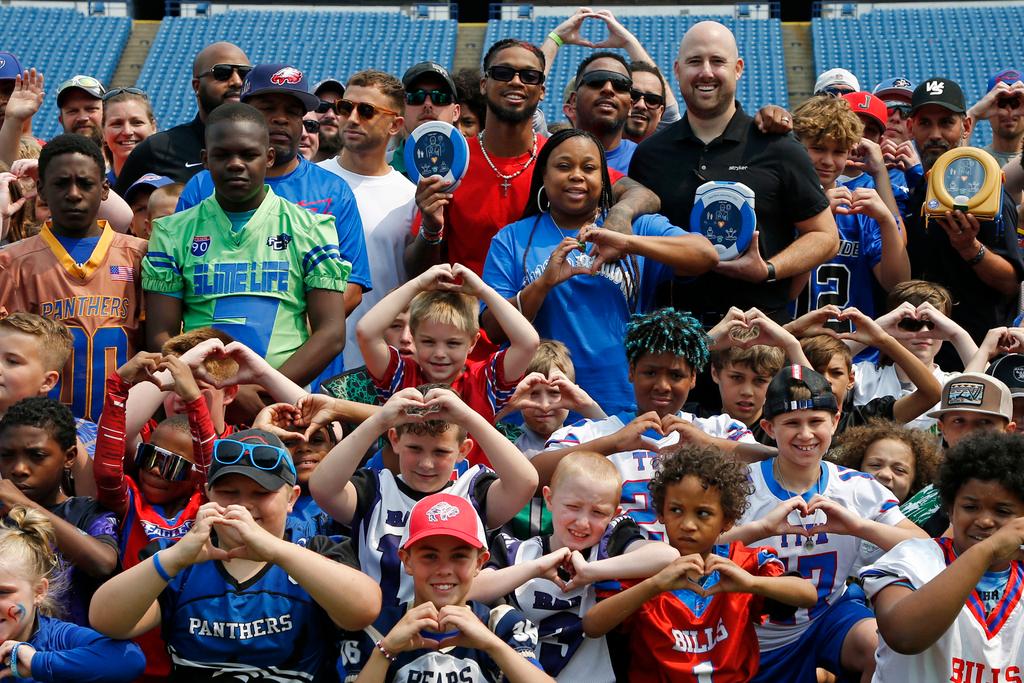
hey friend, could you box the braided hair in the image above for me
[624,308,710,371]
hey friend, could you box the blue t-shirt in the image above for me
[807,199,884,318]
[605,138,638,174]
[25,614,145,683]
[224,209,256,233]
[54,235,101,266]
[483,212,682,415]
[977,567,1011,614]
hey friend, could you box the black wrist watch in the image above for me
[765,261,777,283]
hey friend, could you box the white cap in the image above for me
[814,68,860,94]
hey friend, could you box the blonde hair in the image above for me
[793,95,864,151]
[161,327,239,383]
[0,506,64,616]
[550,451,622,499]
[0,313,73,372]
[711,345,785,377]
[527,340,575,381]
[409,290,479,336]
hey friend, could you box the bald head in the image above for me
[675,21,743,122]
[678,21,739,62]
[193,42,249,78]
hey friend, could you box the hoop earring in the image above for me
[536,186,550,212]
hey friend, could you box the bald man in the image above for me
[629,21,838,324]
[115,41,252,194]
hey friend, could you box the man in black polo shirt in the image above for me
[903,77,1024,348]
[629,21,837,323]
[114,42,251,195]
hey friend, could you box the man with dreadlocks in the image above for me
[532,308,774,541]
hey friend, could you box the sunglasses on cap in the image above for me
[886,103,912,118]
[819,85,855,97]
[405,88,454,106]
[59,75,103,91]
[485,65,545,86]
[102,87,147,102]
[577,70,632,93]
[213,439,296,476]
[302,119,320,133]
[334,98,400,120]
[198,64,252,82]
[897,316,935,332]
[135,442,194,482]
[630,89,665,107]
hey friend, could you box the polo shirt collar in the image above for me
[676,101,751,144]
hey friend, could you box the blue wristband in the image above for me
[152,552,173,583]
[9,642,27,680]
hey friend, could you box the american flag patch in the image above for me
[109,265,135,282]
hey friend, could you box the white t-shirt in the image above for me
[853,360,959,432]
[861,537,1024,683]
[318,158,415,369]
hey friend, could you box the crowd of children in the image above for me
[0,48,1023,683]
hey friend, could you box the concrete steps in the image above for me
[782,21,815,109]
[109,20,160,88]
[453,22,487,74]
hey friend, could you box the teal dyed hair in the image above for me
[624,308,709,371]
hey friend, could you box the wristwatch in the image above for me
[765,261,777,283]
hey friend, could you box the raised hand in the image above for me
[381,602,442,654]
[3,70,44,123]
[549,8,599,48]
[252,403,307,444]
[115,351,165,386]
[158,355,202,403]
[414,263,460,293]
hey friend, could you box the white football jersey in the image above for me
[862,538,1024,683]
[738,458,905,650]
[544,412,754,540]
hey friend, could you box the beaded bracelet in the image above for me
[375,640,397,663]
[420,228,444,245]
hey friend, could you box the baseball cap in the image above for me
[911,77,966,114]
[313,77,345,98]
[402,62,458,100]
[56,75,105,107]
[400,493,487,551]
[987,354,1024,399]
[872,77,915,104]
[763,365,839,420]
[0,52,22,81]
[927,372,1013,421]
[842,91,887,130]
[814,68,860,95]
[208,429,297,490]
[124,173,174,205]
[240,64,321,113]
[988,68,1023,94]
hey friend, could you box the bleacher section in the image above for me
[485,15,787,126]
[136,11,457,130]
[0,6,130,141]
[813,5,1024,149]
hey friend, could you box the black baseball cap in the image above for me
[313,77,345,98]
[209,429,297,491]
[402,62,457,100]
[911,77,966,115]
[988,354,1024,399]
[763,365,839,420]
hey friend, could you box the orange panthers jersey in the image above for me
[0,222,146,421]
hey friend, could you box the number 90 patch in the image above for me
[191,236,211,256]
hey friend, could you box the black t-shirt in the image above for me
[905,184,1024,342]
[629,104,829,318]
[834,395,897,437]
[114,115,206,196]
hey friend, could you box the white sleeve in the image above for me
[694,413,756,443]
[852,473,907,526]
[860,538,938,599]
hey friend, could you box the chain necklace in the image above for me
[478,130,538,197]
[774,459,821,550]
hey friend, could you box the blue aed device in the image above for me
[689,180,757,261]
[404,121,470,191]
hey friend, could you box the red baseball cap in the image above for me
[400,493,487,550]
[842,91,887,131]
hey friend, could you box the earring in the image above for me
[536,186,550,212]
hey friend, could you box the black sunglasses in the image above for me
[630,89,665,107]
[897,316,935,332]
[198,64,252,82]
[486,65,545,86]
[334,98,400,120]
[102,87,148,102]
[135,442,194,482]
[887,103,912,117]
[577,70,632,93]
[302,119,320,133]
[998,97,1023,110]
[405,89,454,106]
[819,86,855,97]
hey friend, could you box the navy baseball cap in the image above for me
[209,429,297,491]
[0,52,22,80]
[988,68,1023,93]
[313,77,345,97]
[124,173,174,205]
[873,77,915,104]
[240,64,320,113]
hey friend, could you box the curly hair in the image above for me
[624,308,710,371]
[0,397,76,452]
[38,134,105,185]
[937,431,1024,509]
[650,444,753,522]
[793,95,864,151]
[831,419,942,500]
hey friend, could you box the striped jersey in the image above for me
[142,188,350,369]
[0,221,145,421]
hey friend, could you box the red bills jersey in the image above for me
[0,222,145,421]
[624,542,784,682]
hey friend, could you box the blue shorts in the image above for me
[752,584,874,683]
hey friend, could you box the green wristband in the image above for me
[547,31,564,47]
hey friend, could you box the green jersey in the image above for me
[143,187,350,368]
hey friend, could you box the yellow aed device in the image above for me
[924,147,1004,222]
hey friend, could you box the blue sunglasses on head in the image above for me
[213,439,296,476]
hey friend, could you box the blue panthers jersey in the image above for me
[158,536,354,682]
[340,602,543,682]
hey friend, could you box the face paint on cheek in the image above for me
[7,604,25,621]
